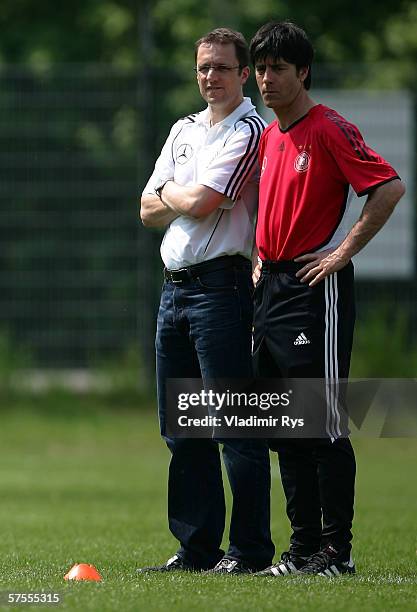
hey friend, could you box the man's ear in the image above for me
[241,65,250,85]
[298,66,309,84]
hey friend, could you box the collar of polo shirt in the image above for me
[197,97,256,128]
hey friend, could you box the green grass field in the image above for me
[0,394,416,611]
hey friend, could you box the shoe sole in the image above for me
[137,566,200,573]
[317,567,356,578]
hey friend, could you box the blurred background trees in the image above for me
[1,1,415,76]
[0,0,415,378]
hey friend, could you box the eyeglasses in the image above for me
[194,64,241,75]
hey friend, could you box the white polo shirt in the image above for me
[142,97,266,270]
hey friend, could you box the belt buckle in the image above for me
[171,267,188,284]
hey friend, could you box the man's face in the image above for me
[196,42,249,110]
[254,57,308,112]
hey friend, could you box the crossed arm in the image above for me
[140,182,227,228]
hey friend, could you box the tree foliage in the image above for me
[0,1,414,367]
[0,0,414,84]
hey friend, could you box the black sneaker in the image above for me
[253,551,307,577]
[205,557,254,575]
[300,544,355,577]
[137,554,198,573]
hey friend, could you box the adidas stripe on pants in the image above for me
[252,261,356,557]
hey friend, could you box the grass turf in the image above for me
[0,395,415,611]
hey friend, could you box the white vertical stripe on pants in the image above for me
[325,274,341,441]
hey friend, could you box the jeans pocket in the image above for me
[196,267,238,290]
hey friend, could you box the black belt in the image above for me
[164,254,249,284]
[261,260,304,273]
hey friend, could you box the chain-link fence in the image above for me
[0,64,415,373]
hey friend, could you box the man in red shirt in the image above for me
[249,21,405,577]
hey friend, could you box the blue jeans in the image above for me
[156,259,274,569]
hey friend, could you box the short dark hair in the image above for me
[249,21,314,89]
[195,28,250,72]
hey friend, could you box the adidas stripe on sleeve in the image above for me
[323,110,398,197]
[200,116,265,201]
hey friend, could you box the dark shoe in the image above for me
[205,557,254,574]
[300,544,355,577]
[253,551,307,577]
[137,554,199,573]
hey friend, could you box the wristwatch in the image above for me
[155,181,170,200]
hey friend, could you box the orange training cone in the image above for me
[64,563,102,581]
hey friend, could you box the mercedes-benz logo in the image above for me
[176,143,193,164]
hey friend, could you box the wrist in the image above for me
[334,245,352,265]
[155,180,171,201]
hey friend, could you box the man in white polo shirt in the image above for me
[139,28,274,574]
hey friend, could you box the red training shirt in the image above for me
[256,104,399,261]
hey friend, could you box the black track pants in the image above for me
[253,261,356,556]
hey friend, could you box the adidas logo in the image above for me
[294,332,311,346]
